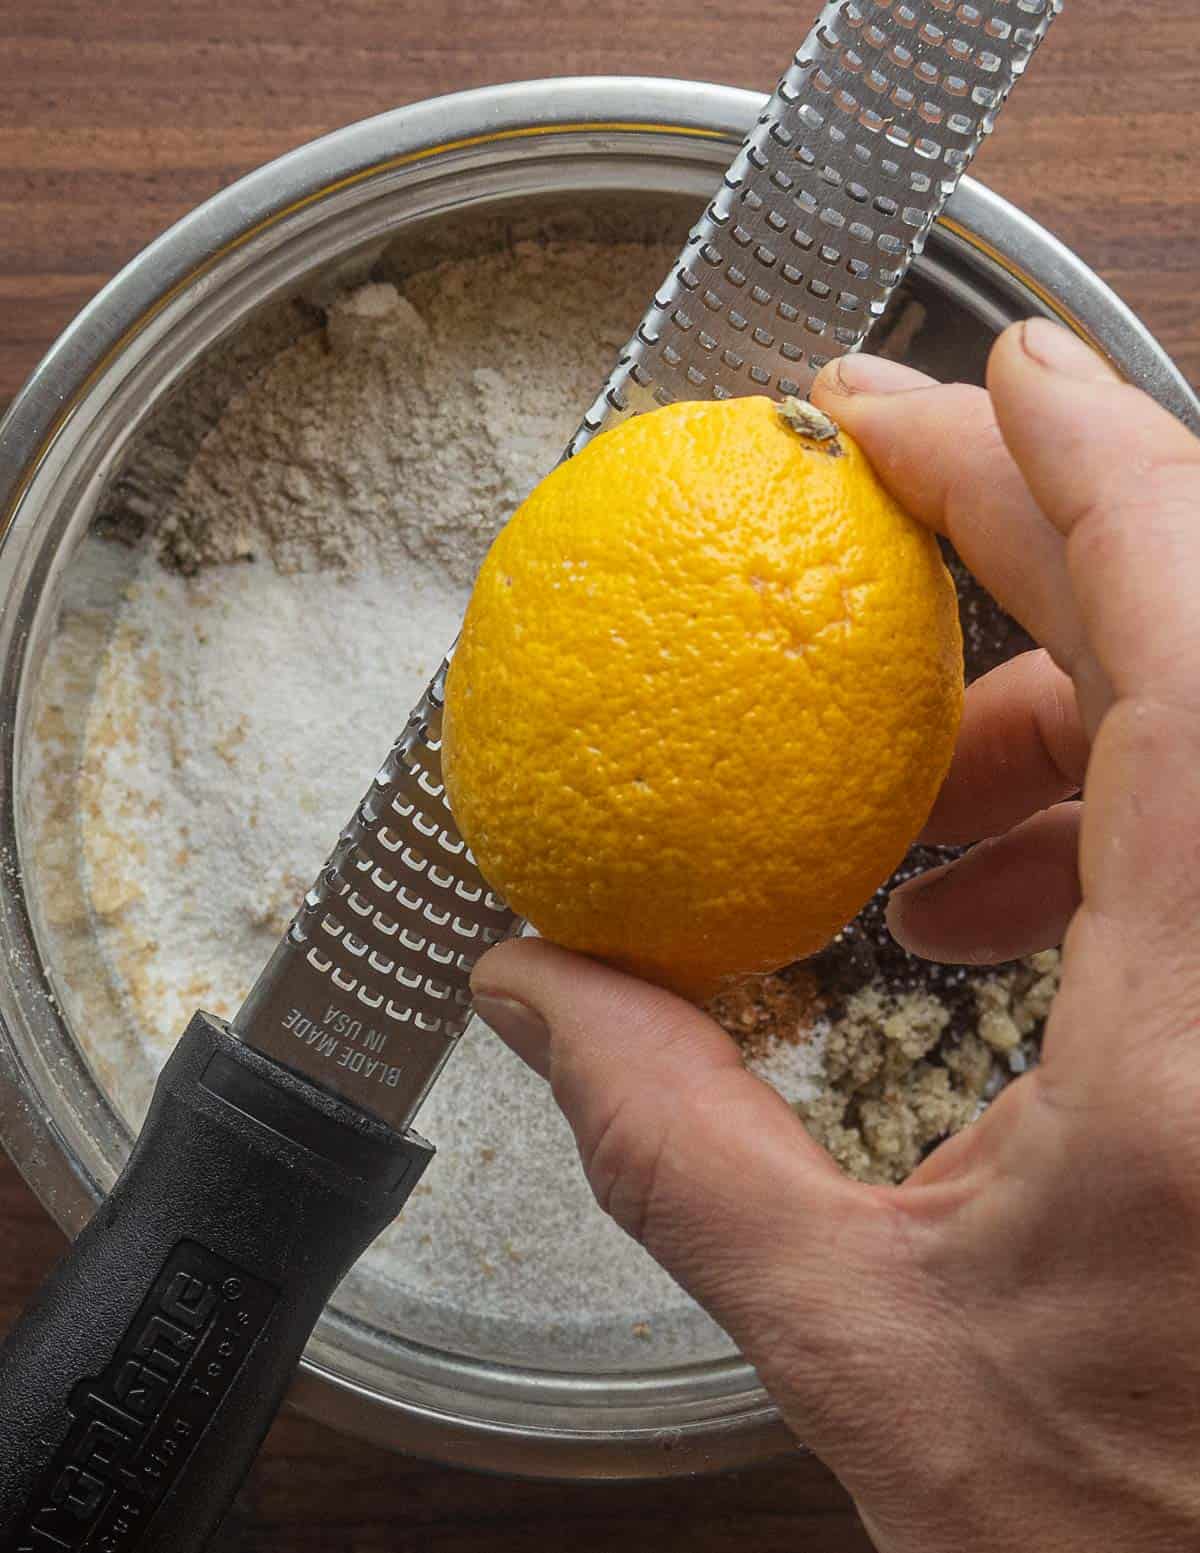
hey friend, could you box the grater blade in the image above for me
[234,0,1059,1132]
[570,0,1062,455]
[235,666,516,1131]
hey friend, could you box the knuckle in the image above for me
[1090,698,1200,917]
[1066,462,1195,562]
[578,1089,668,1245]
[941,415,1010,536]
[1065,488,1132,569]
[1030,665,1088,789]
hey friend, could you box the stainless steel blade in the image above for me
[234,0,1060,1132]
[235,667,515,1130]
[570,0,1061,452]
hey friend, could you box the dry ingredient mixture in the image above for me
[29,237,1059,1365]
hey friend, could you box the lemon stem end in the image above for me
[779,397,844,456]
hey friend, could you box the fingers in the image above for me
[810,352,1114,733]
[921,650,1089,846]
[1080,697,1200,944]
[469,939,891,1366]
[816,327,1200,947]
[988,319,1200,716]
[889,802,1081,964]
[984,322,1200,938]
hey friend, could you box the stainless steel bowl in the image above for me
[1,77,1197,1483]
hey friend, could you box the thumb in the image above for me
[470,938,901,1406]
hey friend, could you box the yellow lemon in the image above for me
[442,395,963,1003]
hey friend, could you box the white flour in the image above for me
[29,241,751,1365]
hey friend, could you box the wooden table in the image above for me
[2,3,1198,1548]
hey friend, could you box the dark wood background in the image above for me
[2,2,1198,1547]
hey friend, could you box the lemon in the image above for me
[442,396,963,1003]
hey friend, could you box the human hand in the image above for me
[469,320,1200,1552]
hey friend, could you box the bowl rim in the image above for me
[3,75,1195,504]
[1,76,1196,1483]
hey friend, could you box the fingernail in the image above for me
[471,993,551,1078]
[891,867,947,903]
[1018,318,1118,382]
[885,869,951,957]
[825,353,935,397]
[886,862,952,920]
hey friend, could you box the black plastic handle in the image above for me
[0,1012,431,1552]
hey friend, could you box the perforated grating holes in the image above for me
[568,0,1059,455]
[280,664,513,1037]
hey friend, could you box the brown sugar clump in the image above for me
[711,960,1059,1187]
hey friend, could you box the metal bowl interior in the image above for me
[1,78,1196,1481]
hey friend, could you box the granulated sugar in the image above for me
[27,236,1059,1366]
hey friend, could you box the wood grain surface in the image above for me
[2,2,1198,1548]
